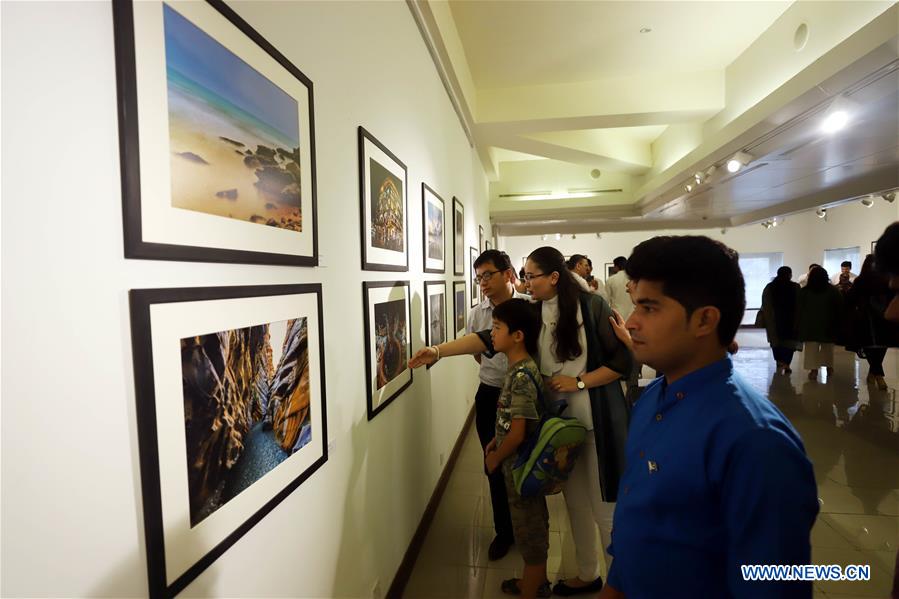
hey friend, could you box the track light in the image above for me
[860,196,875,208]
[693,172,705,184]
[541,235,547,241]
[706,165,718,178]
[771,218,779,228]
[815,208,827,218]
[555,233,562,241]
[684,183,694,193]
[572,234,577,240]
[726,151,754,173]
[882,192,896,203]
[596,233,602,239]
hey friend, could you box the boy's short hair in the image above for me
[613,256,627,269]
[625,235,745,347]
[841,261,852,268]
[475,249,513,272]
[492,298,540,356]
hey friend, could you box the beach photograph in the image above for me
[163,4,303,232]
[369,158,404,252]
[374,299,408,389]
[180,317,311,526]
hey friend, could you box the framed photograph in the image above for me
[129,283,327,597]
[113,0,317,266]
[479,225,484,252]
[363,281,413,419]
[424,281,447,369]
[422,184,445,274]
[604,262,615,281]
[453,281,467,339]
[359,127,408,271]
[470,246,482,307]
[453,197,465,276]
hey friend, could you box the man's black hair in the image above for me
[492,298,540,356]
[613,256,627,269]
[875,222,899,275]
[841,261,852,269]
[474,249,513,272]
[625,236,745,346]
[566,254,588,270]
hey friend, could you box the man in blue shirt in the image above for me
[600,236,819,599]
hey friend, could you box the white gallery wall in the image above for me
[1,2,490,597]
[500,199,899,297]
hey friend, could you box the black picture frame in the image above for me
[359,127,409,272]
[422,183,446,274]
[363,281,413,419]
[470,246,481,307]
[453,197,465,276]
[113,0,318,266]
[453,280,467,339]
[129,283,328,598]
[604,262,615,281]
[423,280,448,370]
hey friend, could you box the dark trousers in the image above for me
[772,346,795,366]
[475,383,514,542]
[865,347,887,376]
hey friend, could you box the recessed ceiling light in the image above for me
[640,27,652,33]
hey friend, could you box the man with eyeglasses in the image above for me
[467,249,530,561]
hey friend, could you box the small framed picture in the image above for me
[604,262,615,281]
[470,247,481,307]
[113,0,319,267]
[363,281,413,419]
[453,197,464,276]
[359,127,408,271]
[453,281,467,339]
[422,184,445,274]
[424,280,447,369]
[479,225,484,252]
[129,283,328,597]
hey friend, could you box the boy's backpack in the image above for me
[509,368,588,498]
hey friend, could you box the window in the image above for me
[738,252,783,325]
[823,246,860,279]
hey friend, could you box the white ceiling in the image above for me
[449,1,792,88]
[409,1,899,234]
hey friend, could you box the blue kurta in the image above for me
[607,357,819,598]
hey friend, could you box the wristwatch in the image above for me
[576,376,586,390]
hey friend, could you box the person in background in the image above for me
[598,235,818,599]
[872,222,899,599]
[467,250,530,560]
[798,263,820,288]
[845,254,898,391]
[760,266,801,374]
[585,258,601,293]
[798,266,843,381]
[567,254,607,301]
[605,257,633,322]
[515,267,530,295]
[831,260,857,286]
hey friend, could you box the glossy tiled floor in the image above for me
[404,331,898,598]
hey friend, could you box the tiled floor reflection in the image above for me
[404,331,898,598]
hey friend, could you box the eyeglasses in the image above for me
[475,270,501,284]
[523,273,551,282]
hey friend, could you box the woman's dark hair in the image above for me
[518,268,526,280]
[625,236,745,347]
[806,265,830,291]
[565,254,588,271]
[474,249,513,272]
[775,266,792,281]
[492,298,540,356]
[528,246,583,362]
[874,222,899,276]
[859,254,876,279]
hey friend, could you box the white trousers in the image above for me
[803,342,834,369]
[561,433,615,581]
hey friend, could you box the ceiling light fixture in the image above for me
[860,196,874,208]
[821,95,857,134]
[555,233,562,241]
[815,207,827,218]
[541,235,547,241]
[882,192,896,203]
[640,27,652,33]
[596,233,602,239]
[693,172,705,185]
[684,183,694,193]
[726,151,754,173]
[706,165,718,178]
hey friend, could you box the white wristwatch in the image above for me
[576,376,586,390]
